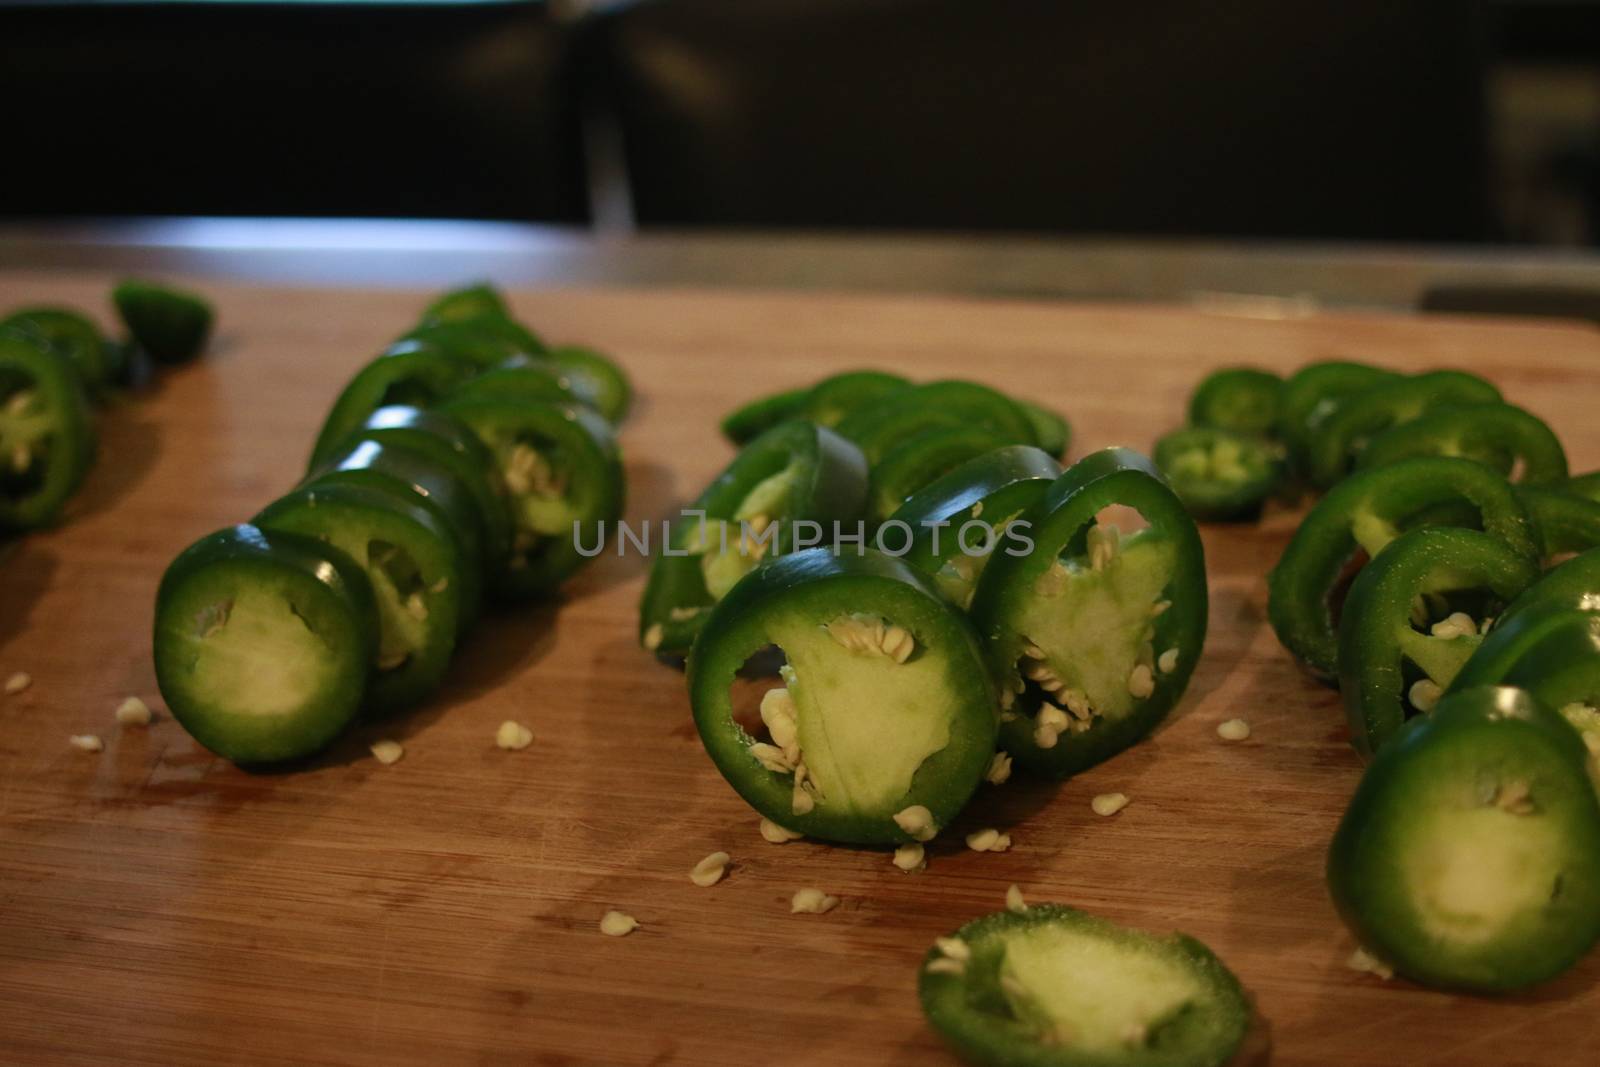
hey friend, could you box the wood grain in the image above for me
[1,273,1598,1067]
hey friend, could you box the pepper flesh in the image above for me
[1304,370,1502,488]
[0,331,96,532]
[1188,366,1283,436]
[1153,426,1285,521]
[1356,402,1568,486]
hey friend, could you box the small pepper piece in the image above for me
[111,279,213,365]
[1153,426,1286,521]
[1187,366,1284,436]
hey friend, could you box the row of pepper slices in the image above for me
[151,285,630,763]
[1160,361,1600,992]
[0,280,213,533]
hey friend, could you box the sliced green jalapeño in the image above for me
[1337,526,1537,756]
[1188,366,1283,436]
[153,524,378,764]
[868,425,1012,521]
[0,331,95,532]
[0,308,114,395]
[1516,486,1600,558]
[111,279,214,365]
[1356,402,1568,486]
[721,387,809,445]
[1567,471,1600,503]
[918,904,1254,1067]
[308,339,480,468]
[1267,456,1537,679]
[420,282,510,325]
[1278,360,1401,475]
[254,481,468,715]
[686,548,996,846]
[1305,370,1502,488]
[1153,426,1285,521]
[889,445,1063,609]
[1327,686,1600,992]
[969,448,1208,779]
[639,420,868,657]
[1495,546,1600,626]
[836,380,1037,464]
[1448,604,1600,757]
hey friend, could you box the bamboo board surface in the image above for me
[2,273,1599,1066]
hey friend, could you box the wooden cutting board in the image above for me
[2,274,1598,1067]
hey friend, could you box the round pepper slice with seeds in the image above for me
[836,380,1038,464]
[534,344,632,424]
[1327,685,1600,992]
[433,393,623,600]
[0,307,115,396]
[254,481,468,715]
[308,339,481,468]
[1188,366,1283,437]
[0,331,95,532]
[918,904,1256,1067]
[640,419,868,658]
[889,445,1063,610]
[1304,370,1502,489]
[1153,426,1286,521]
[153,524,379,764]
[1336,526,1538,756]
[687,547,996,845]
[1447,605,1600,757]
[1355,402,1568,486]
[968,448,1208,779]
[1267,456,1537,680]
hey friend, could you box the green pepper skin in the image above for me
[837,380,1037,463]
[1356,402,1568,486]
[434,395,624,600]
[1327,685,1600,992]
[721,387,810,445]
[1495,546,1600,626]
[308,340,480,468]
[1567,471,1600,503]
[890,445,1063,608]
[1152,426,1286,521]
[1516,486,1600,558]
[686,547,996,845]
[1448,605,1600,721]
[969,448,1208,779]
[537,345,632,424]
[1267,457,1537,679]
[0,308,113,395]
[803,369,911,428]
[869,425,1012,521]
[254,481,467,714]
[918,904,1254,1067]
[1337,526,1537,756]
[111,279,213,365]
[322,405,512,589]
[1305,370,1503,489]
[421,283,510,324]
[1013,400,1071,459]
[1188,366,1283,436]
[0,331,96,531]
[1278,360,1401,475]
[640,420,869,657]
[312,440,487,623]
[153,524,379,764]
[400,318,539,370]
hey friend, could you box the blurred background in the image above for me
[2,0,1599,246]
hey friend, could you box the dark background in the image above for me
[2,0,1597,244]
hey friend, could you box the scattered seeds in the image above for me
[925,957,966,976]
[1005,884,1027,913]
[642,624,664,651]
[68,734,103,753]
[790,888,839,915]
[1127,663,1155,699]
[759,817,803,844]
[1346,946,1393,980]
[690,851,731,887]
[495,720,534,751]
[934,936,971,962]
[114,697,153,726]
[965,828,1012,853]
[1091,792,1130,817]
[892,804,939,842]
[1408,679,1443,713]
[985,751,1013,785]
[1216,718,1251,742]
[370,740,404,765]
[1429,612,1478,640]
[3,671,30,695]
[892,843,926,872]
[600,910,638,937]
[1157,648,1180,674]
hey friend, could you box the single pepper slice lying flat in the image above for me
[836,380,1037,463]
[868,425,1013,521]
[308,340,481,468]
[153,524,379,764]
[1336,526,1537,756]
[1153,426,1286,521]
[535,344,632,424]
[969,448,1208,779]
[889,445,1063,609]
[918,904,1256,1067]
[254,480,467,715]
[1277,360,1401,476]
[1327,685,1600,992]
[435,393,623,600]
[0,331,95,532]
[1304,370,1502,489]
[1267,456,1537,679]
[1447,604,1600,757]
[111,279,213,365]
[0,307,114,395]
[686,548,996,845]
[1188,366,1283,436]
[720,387,810,445]
[1515,486,1600,558]
[1355,402,1567,486]
[421,282,510,325]
[639,419,868,657]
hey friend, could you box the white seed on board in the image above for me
[369,740,404,765]
[893,804,939,842]
[1346,946,1393,980]
[495,720,534,750]
[1005,884,1027,913]
[790,888,839,915]
[4,671,32,695]
[114,697,153,726]
[599,911,638,937]
[965,828,1011,853]
[1091,792,1130,817]
[759,818,804,844]
[689,851,731,887]
[1216,718,1251,742]
[893,843,926,872]
[68,734,103,753]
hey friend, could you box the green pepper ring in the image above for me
[308,340,481,468]
[0,332,96,531]
[1187,366,1284,436]
[1355,402,1568,486]
[868,425,1014,521]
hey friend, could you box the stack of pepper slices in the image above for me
[152,285,628,764]
[1156,362,1600,993]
